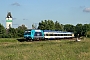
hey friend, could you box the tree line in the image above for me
[0,24,27,38]
[38,20,90,38]
[0,20,90,38]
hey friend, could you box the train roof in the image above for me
[43,30,73,33]
[25,29,41,31]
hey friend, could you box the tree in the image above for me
[8,28,17,38]
[64,24,75,32]
[0,24,5,34]
[38,20,55,30]
[38,20,45,30]
[82,24,90,37]
[47,20,55,30]
[32,23,37,29]
[17,24,27,37]
[55,21,63,31]
[86,31,90,37]
[75,24,83,37]
[0,24,6,38]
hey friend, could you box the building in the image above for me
[6,12,12,29]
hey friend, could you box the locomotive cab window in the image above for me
[24,31,31,35]
[34,32,42,36]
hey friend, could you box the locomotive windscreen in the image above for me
[24,30,31,35]
[34,32,42,36]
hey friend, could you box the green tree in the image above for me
[8,28,17,38]
[86,31,90,38]
[32,24,36,29]
[38,20,55,30]
[17,24,27,37]
[64,24,75,32]
[55,21,63,31]
[82,24,90,36]
[0,24,6,38]
[75,24,83,37]
[47,20,55,30]
[38,20,45,30]
[32,23,37,29]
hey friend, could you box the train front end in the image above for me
[32,30,44,40]
[24,29,31,40]
[24,29,44,41]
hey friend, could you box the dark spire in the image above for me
[6,12,12,18]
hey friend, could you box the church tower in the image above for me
[6,12,12,29]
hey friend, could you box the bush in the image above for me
[86,31,90,38]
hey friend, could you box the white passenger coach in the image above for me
[44,30,74,39]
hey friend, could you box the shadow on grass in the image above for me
[16,38,61,42]
[17,38,76,42]
[17,38,47,42]
[17,38,28,42]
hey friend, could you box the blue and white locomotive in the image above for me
[24,29,44,41]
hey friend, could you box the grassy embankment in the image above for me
[0,38,90,60]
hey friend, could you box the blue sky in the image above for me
[0,0,90,28]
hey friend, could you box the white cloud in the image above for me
[13,18,17,20]
[79,6,85,8]
[83,7,90,12]
[11,2,21,6]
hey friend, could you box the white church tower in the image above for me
[6,12,12,29]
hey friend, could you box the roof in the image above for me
[25,29,41,31]
[43,30,73,33]
[6,12,12,18]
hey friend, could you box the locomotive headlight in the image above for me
[37,33,40,36]
[27,35,28,37]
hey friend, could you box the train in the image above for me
[24,29,74,41]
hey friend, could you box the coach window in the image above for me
[67,34,71,36]
[70,34,72,36]
[50,34,53,36]
[61,34,63,36]
[55,34,57,36]
[68,34,71,36]
[60,34,61,36]
[64,34,67,36]
[46,34,48,36]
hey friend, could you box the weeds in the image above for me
[0,38,90,60]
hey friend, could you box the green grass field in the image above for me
[0,38,90,60]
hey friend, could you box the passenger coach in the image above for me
[44,30,74,39]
